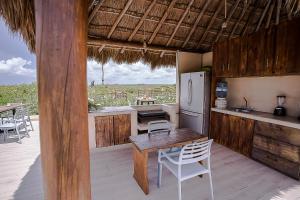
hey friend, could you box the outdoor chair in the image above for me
[158,139,214,200]
[0,108,29,143]
[148,120,172,137]
[18,105,34,131]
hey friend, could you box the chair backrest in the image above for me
[148,120,171,136]
[14,106,26,121]
[179,139,213,165]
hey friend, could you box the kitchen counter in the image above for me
[89,106,136,117]
[211,108,300,129]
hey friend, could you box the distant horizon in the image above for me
[0,19,176,85]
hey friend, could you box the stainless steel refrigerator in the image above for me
[179,71,210,135]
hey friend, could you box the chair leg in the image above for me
[178,180,182,200]
[208,172,214,200]
[157,162,162,188]
[16,127,21,144]
[29,118,34,131]
[25,124,30,137]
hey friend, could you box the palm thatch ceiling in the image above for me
[0,0,299,68]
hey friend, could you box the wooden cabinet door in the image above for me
[95,116,114,147]
[213,40,229,77]
[264,26,276,76]
[210,112,229,145]
[238,118,254,157]
[274,20,288,75]
[228,37,241,77]
[285,17,300,74]
[113,114,131,145]
[240,35,248,76]
[228,115,241,152]
[247,29,265,76]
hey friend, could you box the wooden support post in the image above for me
[35,0,91,199]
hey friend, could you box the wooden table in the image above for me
[0,104,23,115]
[129,128,208,195]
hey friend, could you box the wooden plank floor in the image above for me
[0,121,300,200]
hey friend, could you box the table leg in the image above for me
[133,145,149,195]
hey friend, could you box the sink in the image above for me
[231,107,253,113]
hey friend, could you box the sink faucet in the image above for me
[243,97,248,109]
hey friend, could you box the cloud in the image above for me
[87,60,176,85]
[0,57,36,85]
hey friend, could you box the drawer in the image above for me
[252,148,300,180]
[253,134,300,163]
[254,121,300,146]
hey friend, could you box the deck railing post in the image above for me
[35,0,91,199]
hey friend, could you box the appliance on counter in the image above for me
[273,95,287,116]
[179,72,210,135]
[215,80,228,109]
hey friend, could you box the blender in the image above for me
[273,95,287,116]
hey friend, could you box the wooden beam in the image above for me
[88,0,104,24]
[215,0,241,42]
[241,0,260,36]
[256,0,271,32]
[35,0,91,199]
[265,2,275,29]
[148,0,177,44]
[107,0,134,39]
[229,2,248,38]
[128,0,156,42]
[196,1,224,49]
[182,0,210,48]
[166,0,194,47]
[276,0,282,25]
[87,37,179,53]
[98,45,105,54]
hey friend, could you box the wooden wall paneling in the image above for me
[286,17,300,74]
[228,37,241,77]
[274,20,288,75]
[252,147,300,180]
[253,134,300,163]
[113,114,131,145]
[240,35,248,76]
[247,29,265,76]
[264,26,276,75]
[34,0,91,199]
[95,116,114,147]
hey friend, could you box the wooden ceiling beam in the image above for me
[166,0,194,47]
[276,0,282,25]
[148,0,177,44]
[98,45,105,54]
[229,2,248,38]
[265,2,275,29]
[88,0,104,24]
[241,0,260,36]
[107,0,134,39]
[182,0,210,48]
[128,0,156,42]
[215,0,241,42]
[196,1,224,49]
[256,0,271,32]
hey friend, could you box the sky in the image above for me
[0,19,176,85]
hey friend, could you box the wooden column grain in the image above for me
[34,0,91,199]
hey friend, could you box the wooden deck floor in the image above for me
[0,121,300,200]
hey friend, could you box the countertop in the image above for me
[211,107,300,129]
[88,106,137,117]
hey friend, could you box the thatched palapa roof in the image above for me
[0,0,299,68]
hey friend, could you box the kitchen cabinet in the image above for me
[210,111,254,157]
[252,121,300,180]
[263,26,276,76]
[213,40,229,77]
[246,29,265,76]
[95,114,131,147]
[274,20,288,75]
[228,37,241,77]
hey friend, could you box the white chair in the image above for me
[0,108,29,143]
[158,139,214,200]
[148,120,172,137]
[17,105,34,131]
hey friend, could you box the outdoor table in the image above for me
[129,128,208,195]
[0,104,23,116]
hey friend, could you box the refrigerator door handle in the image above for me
[188,79,192,105]
[181,110,199,117]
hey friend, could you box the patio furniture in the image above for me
[129,128,208,195]
[18,105,34,131]
[0,107,29,143]
[158,139,214,200]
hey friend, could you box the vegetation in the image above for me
[0,84,176,115]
